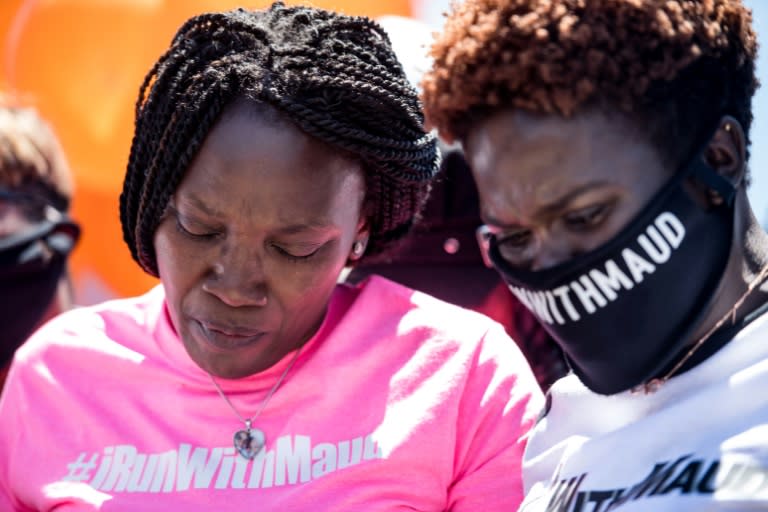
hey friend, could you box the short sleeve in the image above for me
[446,322,545,511]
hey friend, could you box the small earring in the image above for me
[352,240,365,257]
[725,123,733,132]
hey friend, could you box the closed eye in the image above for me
[563,203,613,230]
[272,243,322,261]
[169,206,221,240]
[492,228,535,265]
[174,217,219,239]
[495,229,533,250]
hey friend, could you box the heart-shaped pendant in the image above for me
[234,428,266,460]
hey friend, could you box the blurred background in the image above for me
[2,0,767,305]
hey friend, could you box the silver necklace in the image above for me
[209,348,301,459]
[634,263,768,394]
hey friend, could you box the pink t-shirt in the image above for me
[0,276,543,511]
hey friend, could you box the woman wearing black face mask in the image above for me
[0,105,80,389]
[424,0,768,510]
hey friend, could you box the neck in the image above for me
[689,190,768,346]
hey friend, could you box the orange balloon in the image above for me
[2,0,412,303]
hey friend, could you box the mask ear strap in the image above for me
[687,157,737,207]
[45,220,81,255]
[0,218,80,254]
[683,117,740,208]
[0,221,54,252]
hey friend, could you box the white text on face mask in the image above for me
[508,212,686,324]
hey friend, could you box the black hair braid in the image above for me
[122,10,276,273]
[122,33,212,264]
[120,2,439,276]
[135,87,229,273]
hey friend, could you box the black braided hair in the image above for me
[120,2,440,276]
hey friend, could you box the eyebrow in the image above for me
[176,196,337,234]
[176,194,225,219]
[482,180,618,228]
[273,222,337,235]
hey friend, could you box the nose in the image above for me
[202,242,268,308]
[529,233,576,272]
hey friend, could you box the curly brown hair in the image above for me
[422,0,759,167]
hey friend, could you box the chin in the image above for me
[208,364,259,380]
[189,346,260,378]
[192,341,280,380]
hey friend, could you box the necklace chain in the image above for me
[636,263,768,394]
[209,348,302,429]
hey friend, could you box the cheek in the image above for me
[268,253,346,314]
[154,226,181,280]
[153,225,202,310]
[152,228,185,334]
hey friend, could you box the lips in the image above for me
[193,319,267,351]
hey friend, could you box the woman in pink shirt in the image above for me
[0,3,542,510]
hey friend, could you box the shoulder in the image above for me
[343,274,535,367]
[347,274,504,341]
[13,285,166,369]
[340,275,541,398]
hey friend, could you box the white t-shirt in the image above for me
[520,311,768,511]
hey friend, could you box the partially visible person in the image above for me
[425,0,768,510]
[0,4,542,510]
[348,15,567,391]
[0,102,80,390]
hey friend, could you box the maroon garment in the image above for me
[348,147,566,391]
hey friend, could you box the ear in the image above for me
[354,215,370,240]
[348,217,370,261]
[704,115,746,187]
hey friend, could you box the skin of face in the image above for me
[464,108,672,272]
[0,201,37,237]
[153,101,368,379]
[464,106,768,355]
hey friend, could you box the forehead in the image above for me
[464,109,664,222]
[176,101,365,222]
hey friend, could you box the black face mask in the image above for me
[0,218,80,369]
[484,148,737,395]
